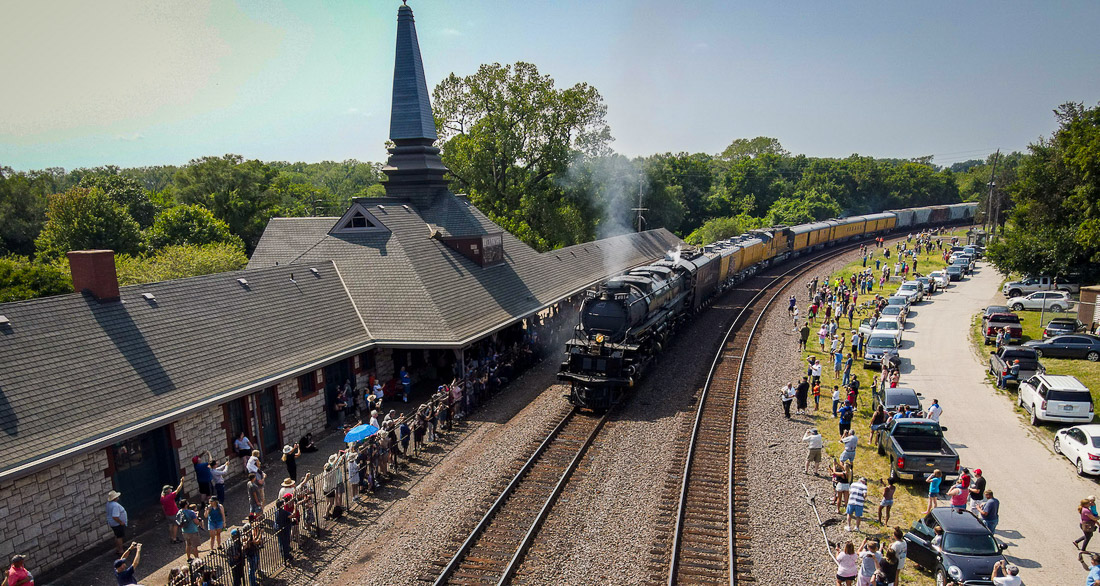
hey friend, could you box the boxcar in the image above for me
[928,206,950,224]
[912,206,933,227]
[891,209,916,229]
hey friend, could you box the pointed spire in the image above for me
[389,4,437,142]
[383,3,449,208]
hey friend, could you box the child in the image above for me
[857,538,881,586]
[877,477,897,525]
[925,469,943,514]
[812,382,821,412]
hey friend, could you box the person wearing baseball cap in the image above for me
[968,468,986,507]
[113,542,141,585]
[105,490,127,556]
[6,554,33,586]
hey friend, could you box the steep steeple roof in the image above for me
[383,3,449,208]
[389,4,438,141]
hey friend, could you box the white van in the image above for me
[1018,374,1094,425]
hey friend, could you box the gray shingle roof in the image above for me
[249,195,683,345]
[0,262,368,478]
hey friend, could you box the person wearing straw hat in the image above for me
[105,490,128,556]
[278,477,297,500]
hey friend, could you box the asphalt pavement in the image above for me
[900,261,1095,585]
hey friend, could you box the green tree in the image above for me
[0,255,72,302]
[114,242,249,286]
[765,189,843,225]
[173,154,281,251]
[0,167,55,256]
[34,186,143,259]
[642,153,711,234]
[145,204,243,250]
[684,214,762,245]
[433,62,612,249]
[78,173,159,227]
[717,136,789,162]
[987,101,1100,280]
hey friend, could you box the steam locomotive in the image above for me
[557,202,978,410]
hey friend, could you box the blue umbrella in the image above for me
[343,423,379,443]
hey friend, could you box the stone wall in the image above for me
[0,450,113,575]
[277,374,325,448]
[173,406,238,492]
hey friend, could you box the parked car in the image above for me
[1017,374,1094,425]
[928,270,949,288]
[897,281,924,303]
[880,304,906,325]
[1044,318,1088,338]
[1006,290,1075,312]
[1002,275,1080,297]
[904,508,1007,585]
[982,305,1011,320]
[915,275,936,295]
[873,316,904,344]
[858,318,874,339]
[863,333,901,369]
[1023,334,1100,361]
[983,313,1023,345]
[952,257,973,275]
[886,295,910,310]
[945,265,963,281]
[876,418,959,481]
[988,345,1045,385]
[872,386,924,413]
[1054,424,1100,476]
[963,245,981,259]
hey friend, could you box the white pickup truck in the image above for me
[1002,276,1079,298]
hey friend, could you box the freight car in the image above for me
[558,202,977,410]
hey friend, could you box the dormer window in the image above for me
[330,202,390,235]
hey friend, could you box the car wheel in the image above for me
[1031,408,1040,426]
[1051,305,1063,312]
[1054,437,1062,454]
[1079,459,1087,477]
[1012,303,1024,311]
[936,568,948,586]
[1088,351,1099,362]
[1034,348,1044,358]
[1009,289,1022,297]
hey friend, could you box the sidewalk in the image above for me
[51,396,435,586]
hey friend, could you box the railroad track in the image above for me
[665,244,862,585]
[433,408,609,585]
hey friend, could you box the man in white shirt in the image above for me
[926,399,942,422]
[802,429,823,475]
[991,560,1022,585]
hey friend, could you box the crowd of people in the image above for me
[783,231,1028,585]
[80,301,584,586]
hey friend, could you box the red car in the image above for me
[984,313,1023,345]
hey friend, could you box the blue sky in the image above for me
[1,0,1098,171]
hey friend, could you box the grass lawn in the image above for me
[798,230,967,586]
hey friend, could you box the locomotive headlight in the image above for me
[596,334,605,343]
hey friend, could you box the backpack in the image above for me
[175,510,187,527]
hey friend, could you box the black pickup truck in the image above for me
[877,418,960,481]
[988,346,1044,385]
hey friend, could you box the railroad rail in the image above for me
[666,243,863,585]
[433,408,609,585]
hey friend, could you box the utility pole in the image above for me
[986,150,1000,239]
[631,182,648,233]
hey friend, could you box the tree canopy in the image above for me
[987,102,1100,280]
[34,186,143,260]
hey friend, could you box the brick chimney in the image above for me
[67,250,120,302]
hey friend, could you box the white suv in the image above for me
[1007,291,1075,312]
[1018,374,1095,426]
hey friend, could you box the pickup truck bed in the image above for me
[878,418,960,481]
[989,346,1043,384]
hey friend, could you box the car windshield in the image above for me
[887,298,906,305]
[882,306,901,315]
[941,532,999,556]
[888,391,918,405]
[868,337,898,349]
[947,267,961,273]
[875,322,899,331]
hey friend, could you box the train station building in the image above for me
[0,4,680,574]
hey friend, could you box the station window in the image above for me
[298,371,319,400]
